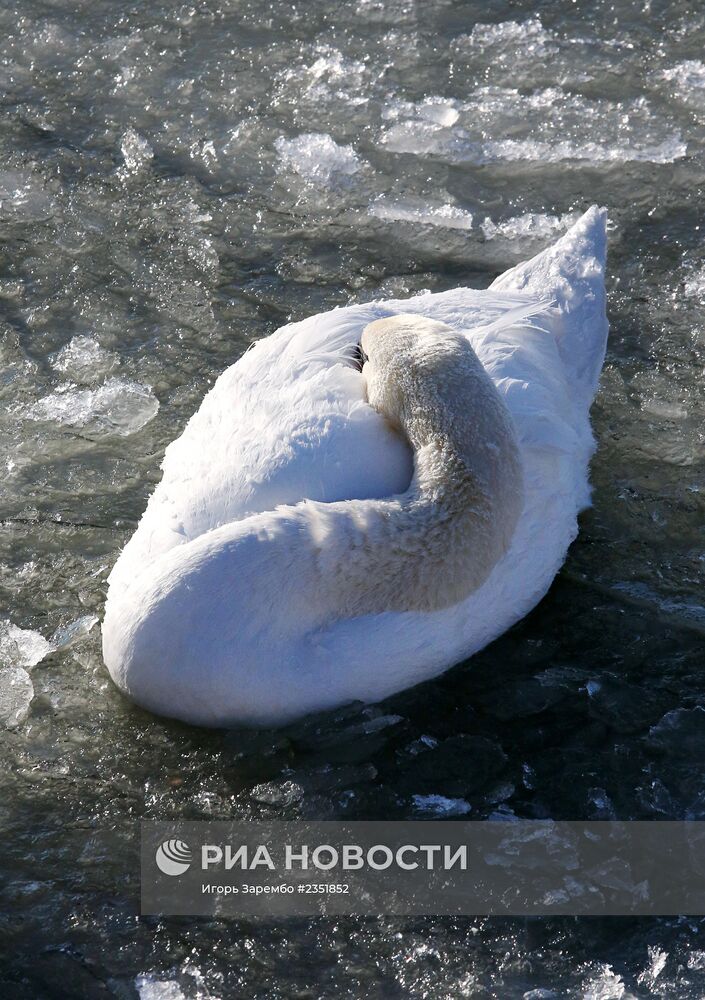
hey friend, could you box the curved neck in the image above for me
[306,332,524,616]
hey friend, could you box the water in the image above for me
[1,0,705,995]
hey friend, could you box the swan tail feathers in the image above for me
[490,206,609,400]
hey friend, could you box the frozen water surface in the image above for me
[2,0,705,996]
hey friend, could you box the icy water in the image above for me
[1,0,705,995]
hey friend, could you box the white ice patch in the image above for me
[412,794,472,816]
[305,47,366,87]
[135,966,218,1000]
[27,378,159,436]
[382,96,459,127]
[581,963,626,1000]
[52,336,118,382]
[0,622,53,669]
[460,15,556,56]
[637,945,667,987]
[481,211,580,240]
[0,666,34,729]
[381,88,687,165]
[120,128,154,175]
[369,196,474,230]
[274,132,362,187]
[251,779,304,807]
[661,61,705,108]
[51,615,99,650]
[451,17,642,90]
[135,976,187,1000]
[684,264,705,301]
[0,166,56,221]
[275,45,368,108]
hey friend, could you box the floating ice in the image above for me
[581,964,626,1000]
[0,666,34,729]
[0,622,53,669]
[688,950,705,970]
[0,166,56,222]
[661,61,705,108]
[120,128,154,175]
[251,779,304,807]
[637,946,667,987]
[412,794,472,816]
[135,976,187,1000]
[275,46,368,109]
[451,17,641,90]
[381,88,687,164]
[52,336,118,382]
[481,211,579,240]
[382,96,460,127]
[369,196,474,230]
[684,264,705,301]
[135,965,220,999]
[460,15,556,56]
[274,133,361,187]
[306,47,365,86]
[27,378,159,436]
[51,615,99,650]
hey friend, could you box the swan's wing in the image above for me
[393,207,608,459]
[490,205,609,400]
[112,307,411,586]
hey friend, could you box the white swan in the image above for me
[102,207,608,727]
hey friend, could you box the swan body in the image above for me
[102,207,608,726]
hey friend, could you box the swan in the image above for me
[102,206,608,727]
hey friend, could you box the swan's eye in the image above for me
[351,343,368,372]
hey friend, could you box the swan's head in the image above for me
[358,313,464,433]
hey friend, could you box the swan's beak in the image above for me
[351,342,368,372]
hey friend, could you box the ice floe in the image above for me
[51,614,99,650]
[580,963,626,1000]
[120,128,155,175]
[274,132,362,187]
[369,196,474,230]
[661,60,705,108]
[684,264,705,300]
[381,88,687,164]
[481,211,580,240]
[27,378,159,436]
[0,622,53,669]
[0,165,57,222]
[412,794,472,816]
[135,976,187,1000]
[0,666,34,729]
[52,336,118,382]
[460,15,557,58]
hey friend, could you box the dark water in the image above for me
[1,0,705,996]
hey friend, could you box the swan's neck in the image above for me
[306,322,524,616]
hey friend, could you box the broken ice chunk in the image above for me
[51,614,99,650]
[412,794,472,816]
[274,132,361,188]
[52,336,118,382]
[0,666,34,729]
[120,128,154,174]
[135,975,187,1000]
[26,378,159,436]
[0,622,53,669]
